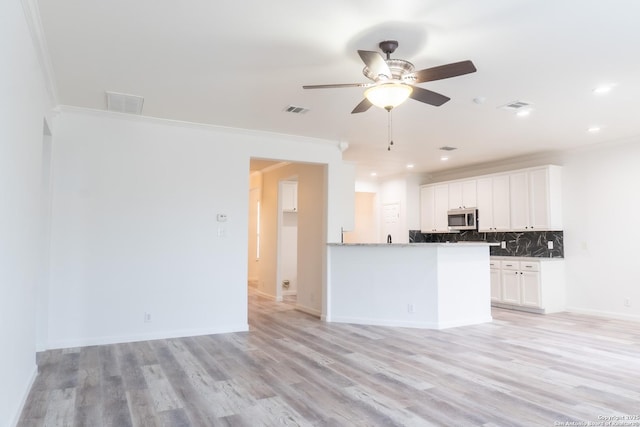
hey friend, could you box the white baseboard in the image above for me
[294,304,322,318]
[565,306,640,323]
[254,290,282,302]
[45,323,249,350]
[327,315,492,330]
[12,365,37,427]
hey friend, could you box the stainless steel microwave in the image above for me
[447,208,478,231]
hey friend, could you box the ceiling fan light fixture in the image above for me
[365,82,413,110]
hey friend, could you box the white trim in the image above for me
[11,365,38,427]
[565,306,640,323]
[294,304,322,318]
[20,0,58,107]
[45,323,249,350]
[56,105,342,149]
[327,315,493,330]
[255,290,282,302]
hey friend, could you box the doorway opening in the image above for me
[247,158,326,325]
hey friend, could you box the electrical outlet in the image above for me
[501,241,506,249]
[144,312,152,323]
[407,304,415,313]
[624,298,631,307]
[547,241,554,250]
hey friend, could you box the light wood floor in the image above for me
[19,292,640,426]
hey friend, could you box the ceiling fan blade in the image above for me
[351,98,373,114]
[411,60,477,84]
[303,83,371,89]
[409,86,450,106]
[357,50,392,79]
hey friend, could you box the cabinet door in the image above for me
[492,175,511,231]
[521,271,542,307]
[476,178,494,231]
[490,268,501,301]
[434,184,449,232]
[501,270,521,304]
[449,180,477,210]
[462,180,477,208]
[281,181,298,211]
[509,172,529,230]
[420,186,436,232]
[448,182,463,210]
[528,168,550,230]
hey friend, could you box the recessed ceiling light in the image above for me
[588,126,601,133]
[593,85,613,95]
[370,172,377,177]
[406,164,415,169]
[440,156,449,161]
[516,110,531,117]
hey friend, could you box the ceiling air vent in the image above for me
[283,105,310,114]
[499,100,531,111]
[439,146,458,151]
[106,91,144,115]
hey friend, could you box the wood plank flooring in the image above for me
[18,291,640,426]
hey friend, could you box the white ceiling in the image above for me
[38,0,640,180]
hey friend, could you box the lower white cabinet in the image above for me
[489,259,501,301]
[491,257,565,313]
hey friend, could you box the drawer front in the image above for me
[520,261,540,271]
[501,260,519,270]
[489,260,500,269]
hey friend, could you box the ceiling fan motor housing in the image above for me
[363,59,415,81]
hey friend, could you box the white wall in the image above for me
[562,139,640,320]
[0,1,52,425]
[46,109,344,348]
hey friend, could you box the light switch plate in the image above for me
[547,241,554,250]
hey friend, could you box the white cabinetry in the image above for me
[491,257,565,313]
[477,175,510,232]
[489,259,501,302]
[420,184,449,232]
[509,166,563,231]
[448,180,477,209]
[418,165,562,234]
[281,181,298,212]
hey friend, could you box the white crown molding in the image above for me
[56,104,343,149]
[20,0,59,107]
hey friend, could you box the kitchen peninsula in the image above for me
[326,242,494,329]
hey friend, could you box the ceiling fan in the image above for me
[303,40,476,113]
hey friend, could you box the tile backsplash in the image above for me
[409,229,564,258]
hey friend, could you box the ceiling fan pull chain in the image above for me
[387,110,395,151]
[387,110,392,151]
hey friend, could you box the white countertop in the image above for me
[491,255,564,261]
[329,242,498,247]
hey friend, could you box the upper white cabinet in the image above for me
[448,180,477,210]
[419,165,562,233]
[476,175,510,232]
[509,166,563,231]
[420,184,449,232]
[281,181,298,212]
